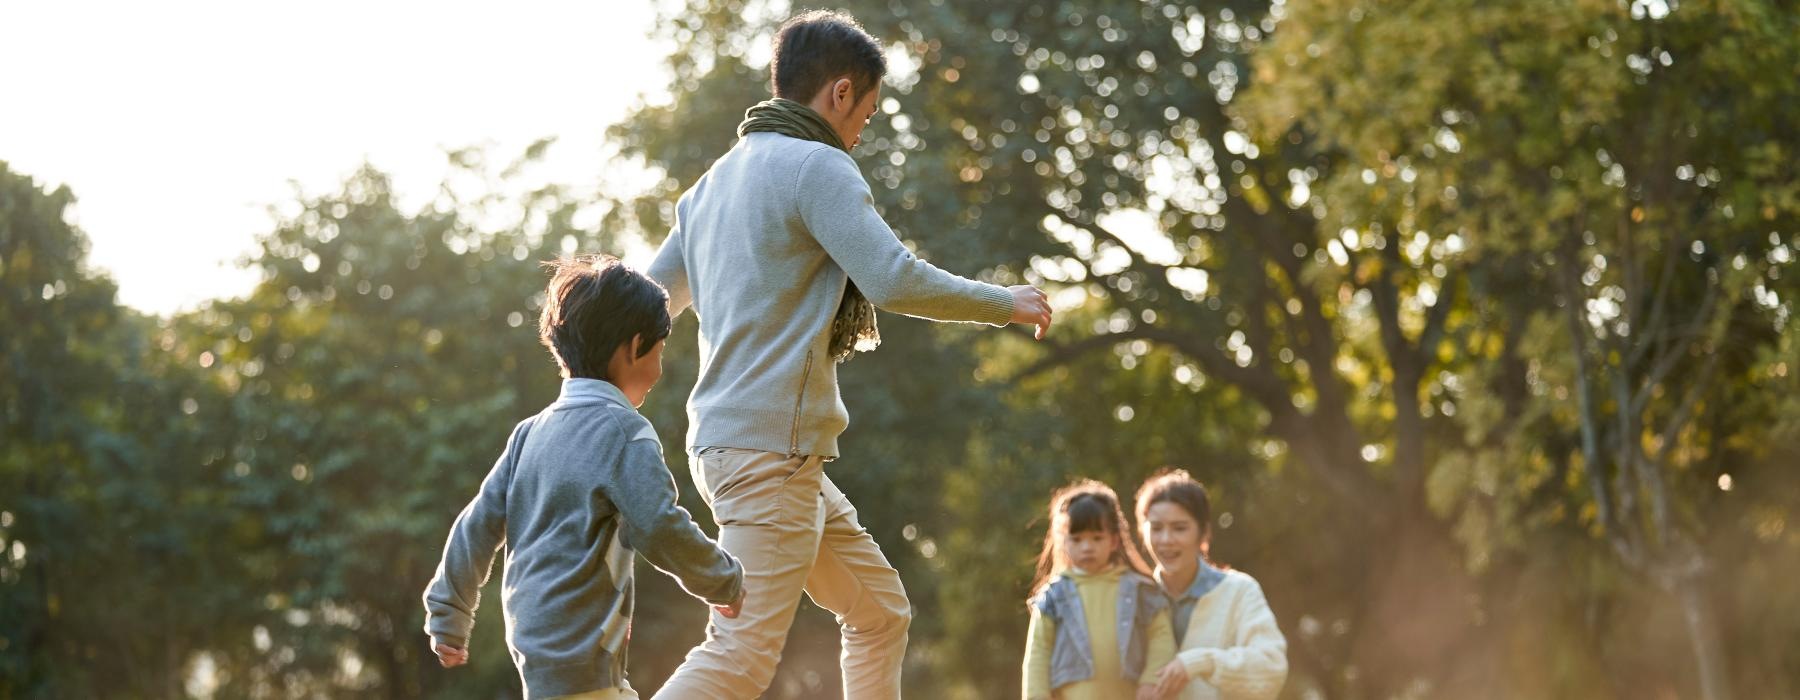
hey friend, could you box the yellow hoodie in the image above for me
[1023,565,1174,700]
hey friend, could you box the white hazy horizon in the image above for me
[1,1,678,316]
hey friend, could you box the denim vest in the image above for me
[1033,569,1169,691]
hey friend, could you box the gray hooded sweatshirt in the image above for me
[422,379,742,698]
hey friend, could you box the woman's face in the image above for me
[1142,501,1206,573]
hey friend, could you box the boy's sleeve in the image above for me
[421,419,531,650]
[795,148,1016,326]
[607,423,742,606]
[1140,606,1177,685]
[646,211,693,319]
[1177,578,1289,699]
[1022,605,1056,700]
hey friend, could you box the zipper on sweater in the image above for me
[789,349,814,458]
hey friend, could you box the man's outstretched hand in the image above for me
[1009,285,1053,340]
[434,643,469,668]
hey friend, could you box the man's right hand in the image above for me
[1009,285,1053,340]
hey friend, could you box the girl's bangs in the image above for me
[1064,495,1115,535]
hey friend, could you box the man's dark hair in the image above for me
[537,255,671,381]
[770,10,886,101]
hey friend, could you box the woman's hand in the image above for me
[1152,658,1190,697]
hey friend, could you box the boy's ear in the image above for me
[629,333,646,361]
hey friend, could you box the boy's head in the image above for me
[537,255,670,406]
[771,10,886,148]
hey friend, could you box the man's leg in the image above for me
[656,449,826,700]
[546,679,637,699]
[802,475,912,700]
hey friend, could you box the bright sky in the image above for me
[0,1,676,315]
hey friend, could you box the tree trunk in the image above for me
[1675,572,1734,700]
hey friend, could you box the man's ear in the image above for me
[832,77,854,110]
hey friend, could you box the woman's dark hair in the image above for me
[1028,479,1152,599]
[1134,468,1214,561]
[537,254,670,381]
[770,10,886,101]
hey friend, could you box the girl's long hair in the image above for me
[1027,479,1152,600]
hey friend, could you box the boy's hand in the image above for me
[434,643,469,668]
[1152,659,1190,697]
[1136,683,1163,700]
[714,589,745,619]
[1008,285,1053,340]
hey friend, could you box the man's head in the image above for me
[537,255,670,406]
[771,10,886,148]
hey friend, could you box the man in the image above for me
[647,10,1053,699]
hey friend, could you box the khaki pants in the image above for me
[655,449,911,699]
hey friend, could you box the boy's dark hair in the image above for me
[771,10,886,101]
[537,255,671,381]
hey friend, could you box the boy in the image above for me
[422,255,745,700]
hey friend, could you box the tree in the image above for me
[614,1,1800,696]
[8,1,1797,695]
[165,150,618,697]
[1242,0,1800,696]
[0,162,258,697]
[616,1,1487,694]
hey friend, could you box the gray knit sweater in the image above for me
[648,131,1016,458]
[422,379,742,698]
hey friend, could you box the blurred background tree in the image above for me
[3,0,1797,698]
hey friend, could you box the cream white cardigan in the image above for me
[1163,568,1289,700]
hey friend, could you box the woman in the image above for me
[1135,470,1287,700]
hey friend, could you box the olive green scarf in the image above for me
[738,98,881,363]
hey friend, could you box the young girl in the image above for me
[1023,480,1175,700]
[1134,470,1287,700]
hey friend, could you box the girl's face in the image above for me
[1142,501,1206,575]
[1062,528,1120,572]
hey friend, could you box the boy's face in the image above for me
[610,335,666,408]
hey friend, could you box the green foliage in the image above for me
[0,162,255,697]
[5,1,1800,698]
